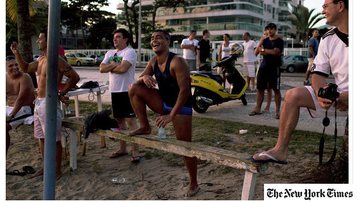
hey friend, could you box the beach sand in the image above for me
[6,123,335,200]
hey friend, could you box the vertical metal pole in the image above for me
[43,0,61,199]
[137,0,142,66]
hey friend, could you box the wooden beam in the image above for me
[95,130,258,173]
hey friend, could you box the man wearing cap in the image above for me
[181,30,198,71]
[250,23,284,119]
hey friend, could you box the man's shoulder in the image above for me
[322,28,337,40]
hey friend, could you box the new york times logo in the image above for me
[266,188,353,200]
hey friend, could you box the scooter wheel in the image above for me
[193,96,209,113]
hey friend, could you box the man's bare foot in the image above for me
[185,185,200,197]
[129,127,151,136]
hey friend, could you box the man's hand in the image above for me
[59,95,70,106]
[337,91,348,111]
[10,42,19,55]
[317,96,333,110]
[156,115,172,128]
[142,75,157,88]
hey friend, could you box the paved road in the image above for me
[71,67,347,135]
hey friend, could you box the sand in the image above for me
[6,123,338,200]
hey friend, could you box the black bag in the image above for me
[83,109,118,139]
[80,81,99,89]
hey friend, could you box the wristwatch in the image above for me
[261,48,265,52]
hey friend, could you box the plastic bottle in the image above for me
[157,127,166,139]
[111,177,126,184]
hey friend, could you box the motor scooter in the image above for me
[190,44,248,113]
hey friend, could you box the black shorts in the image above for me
[256,66,281,90]
[111,92,135,119]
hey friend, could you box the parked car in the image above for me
[89,54,105,65]
[280,55,308,73]
[65,53,95,66]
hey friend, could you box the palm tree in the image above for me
[289,4,325,46]
[6,0,38,87]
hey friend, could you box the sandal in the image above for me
[248,111,262,116]
[131,156,142,164]
[275,113,280,119]
[109,152,128,159]
[22,166,36,174]
[6,169,26,176]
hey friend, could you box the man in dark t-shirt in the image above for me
[196,29,211,71]
[249,23,284,119]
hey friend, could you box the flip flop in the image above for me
[248,111,262,116]
[250,152,287,165]
[22,166,36,174]
[131,156,142,164]
[6,169,27,176]
[109,152,128,159]
[275,113,280,119]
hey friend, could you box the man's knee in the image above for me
[284,88,306,105]
[128,83,142,97]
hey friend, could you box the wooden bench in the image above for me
[95,130,259,200]
[61,118,260,200]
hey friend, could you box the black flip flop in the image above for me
[6,170,27,176]
[23,166,36,174]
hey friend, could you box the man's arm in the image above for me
[59,58,80,94]
[169,56,191,119]
[10,74,35,117]
[99,62,116,73]
[10,42,38,73]
[111,60,132,74]
[136,57,156,87]
[311,73,332,110]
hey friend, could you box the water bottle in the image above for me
[111,177,126,184]
[157,127,166,139]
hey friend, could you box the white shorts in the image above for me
[243,62,256,78]
[33,98,63,141]
[6,106,33,129]
[307,58,314,71]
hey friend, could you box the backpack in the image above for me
[83,109,118,138]
[80,81,99,89]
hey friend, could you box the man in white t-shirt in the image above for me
[242,32,257,91]
[100,28,140,163]
[181,30,198,71]
[251,0,348,164]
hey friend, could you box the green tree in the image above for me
[61,0,114,48]
[87,18,117,49]
[290,4,325,46]
[120,0,187,48]
[6,0,40,87]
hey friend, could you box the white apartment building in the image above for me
[117,0,304,40]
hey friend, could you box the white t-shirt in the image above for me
[181,38,198,60]
[242,40,257,63]
[312,28,348,92]
[102,47,137,93]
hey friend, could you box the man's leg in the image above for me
[172,115,199,195]
[6,124,11,155]
[253,87,316,161]
[111,118,128,157]
[126,118,140,160]
[56,141,62,178]
[264,87,272,112]
[251,89,265,113]
[128,83,163,135]
[274,89,282,118]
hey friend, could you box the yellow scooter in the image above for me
[190,44,248,113]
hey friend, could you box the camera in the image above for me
[318,83,339,102]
